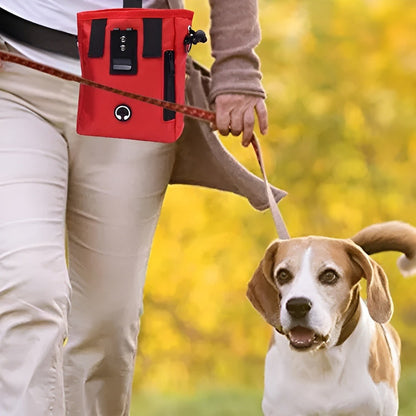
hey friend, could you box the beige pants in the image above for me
[0,40,175,415]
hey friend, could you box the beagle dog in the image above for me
[247,221,416,416]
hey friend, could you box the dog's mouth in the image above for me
[287,326,328,351]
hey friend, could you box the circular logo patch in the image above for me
[114,104,132,122]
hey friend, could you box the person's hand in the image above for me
[214,94,268,147]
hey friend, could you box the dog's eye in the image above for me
[319,269,339,285]
[275,268,293,285]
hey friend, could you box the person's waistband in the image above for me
[0,8,79,59]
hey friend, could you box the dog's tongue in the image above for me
[288,326,315,348]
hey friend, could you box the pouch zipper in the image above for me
[163,50,176,121]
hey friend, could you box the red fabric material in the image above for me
[76,8,193,142]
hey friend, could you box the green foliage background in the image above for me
[132,0,416,412]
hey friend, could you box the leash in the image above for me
[250,136,290,240]
[0,50,290,239]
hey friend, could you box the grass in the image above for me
[398,366,416,416]
[130,387,263,416]
[130,367,416,415]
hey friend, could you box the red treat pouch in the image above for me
[76,8,194,142]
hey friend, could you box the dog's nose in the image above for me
[286,297,312,319]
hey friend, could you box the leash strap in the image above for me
[250,136,290,240]
[0,51,215,123]
[0,50,290,239]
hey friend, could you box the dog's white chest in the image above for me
[262,313,397,416]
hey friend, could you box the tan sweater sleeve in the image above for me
[208,0,266,103]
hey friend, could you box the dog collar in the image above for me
[335,286,361,347]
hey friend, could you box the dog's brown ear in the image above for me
[347,242,393,323]
[247,241,281,329]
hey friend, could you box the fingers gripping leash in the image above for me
[0,50,290,239]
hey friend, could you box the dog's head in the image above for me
[247,237,393,351]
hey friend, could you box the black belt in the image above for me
[0,8,79,58]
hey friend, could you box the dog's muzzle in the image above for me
[286,326,329,351]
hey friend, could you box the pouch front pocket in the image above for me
[163,50,175,121]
